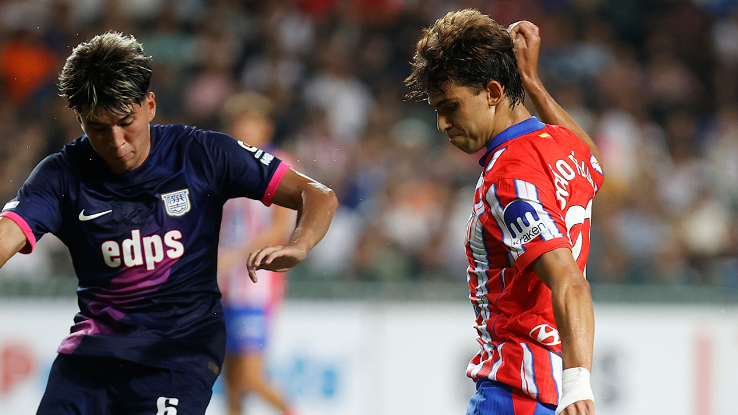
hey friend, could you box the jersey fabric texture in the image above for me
[467,379,555,415]
[465,117,604,406]
[0,124,288,386]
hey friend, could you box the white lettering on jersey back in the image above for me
[548,152,596,210]
[102,230,184,270]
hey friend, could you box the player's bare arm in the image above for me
[246,168,338,282]
[532,247,595,415]
[0,217,27,268]
[509,21,603,170]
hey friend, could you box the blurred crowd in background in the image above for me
[2,0,738,288]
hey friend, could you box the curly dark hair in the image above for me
[405,9,524,107]
[58,31,152,116]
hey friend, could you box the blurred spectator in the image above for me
[0,29,58,108]
[1,0,738,288]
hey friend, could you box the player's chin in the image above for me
[451,141,480,155]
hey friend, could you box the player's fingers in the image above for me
[246,249,259,268]
[510,21,540,45]
[248,268,258,283]
[251,245,284,268]
[561,400,595,415]
[508,21,521,35]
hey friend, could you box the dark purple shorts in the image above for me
[36,354,213,415]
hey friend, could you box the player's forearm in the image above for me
[551,277,594,371]
[0,217,27,268]
[523,78,602,166]
[286,182,338,253]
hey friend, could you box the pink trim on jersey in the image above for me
[58,319,101,353]
[0,211,36,254]
[262,162,289,206]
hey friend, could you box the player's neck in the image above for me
[490,101,532,139]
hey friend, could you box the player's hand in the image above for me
[246,243,307,282]
[508,20,542,87]
[558,399,595,415]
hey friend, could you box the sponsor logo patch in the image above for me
[530,324,561,346]
[161,189,191,217]
[502,199,547,246]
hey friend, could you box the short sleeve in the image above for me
[191,131,288,205]
[485,178,571,271]
[0,155,67,253]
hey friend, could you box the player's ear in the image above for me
[146,92,156,122]
[485,81,504,107]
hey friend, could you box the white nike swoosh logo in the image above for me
[79,209,112,221]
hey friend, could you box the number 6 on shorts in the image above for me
[157,397,180,415]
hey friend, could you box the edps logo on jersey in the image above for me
[530,324,561,346]
[502,200,548,247]
[101,229,184,270]
[237,141,275,166]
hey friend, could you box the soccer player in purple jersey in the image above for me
[0,32,338,415]
[406,10,602,415]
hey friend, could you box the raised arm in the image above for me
[0,216,28,268]
[532,247,595,415]
[509,21,603,169]
[245,168,338,282]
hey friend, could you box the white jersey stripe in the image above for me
[521,343,539,398]
[485,147,507,173]
[486,184,515,255]
[489,342,505,379]
[550,350,563,403]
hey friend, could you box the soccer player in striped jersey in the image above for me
[217,92,297,415]
[0,32,338,415]
[406,10,603,415]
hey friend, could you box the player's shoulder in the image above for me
[151,123,237,159]
[156,124,234,147]
[41,135,91,171]
[482,124,577,185]
[515,123,583,150]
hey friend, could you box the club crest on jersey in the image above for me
[502,199,547,246]
[161,189,191,217]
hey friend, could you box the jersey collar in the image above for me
[478,117,545,166]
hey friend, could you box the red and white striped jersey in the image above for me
[218,196,286,310]
[465,117,604,406]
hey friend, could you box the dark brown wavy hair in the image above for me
[405,9,524,107]
[58,32,152,116]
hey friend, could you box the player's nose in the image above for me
[437,114,451,132]
[110,126,126,150]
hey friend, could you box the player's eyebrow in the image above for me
[86,111,135,126]
[429,97,451,109]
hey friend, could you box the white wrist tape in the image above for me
[555,367,594,415]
